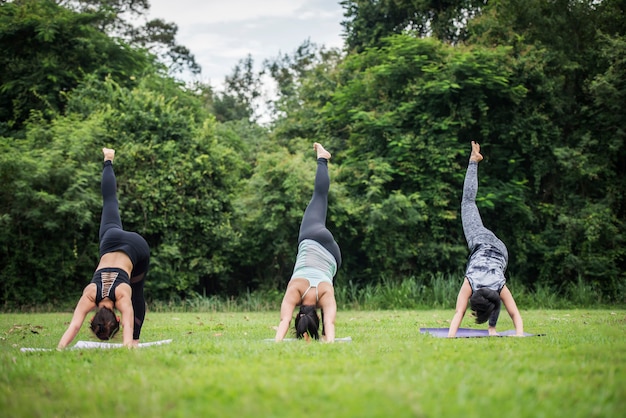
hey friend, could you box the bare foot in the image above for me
[314,142,331,160]
[470,141,483,163]
[102,147,115,162]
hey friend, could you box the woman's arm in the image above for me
[115,285,135,347]
[320,289,337,343]
[500,285,524,335]
[57,290,96,349]
[275,288,298,341]
[448,279,472,337]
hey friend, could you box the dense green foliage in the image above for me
[0,0,624,307]
[0,0,147,130]
[340,0,487,49]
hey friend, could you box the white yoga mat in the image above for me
[20,339,172,352]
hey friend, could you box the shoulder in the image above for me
[499,285,517,307]
[282,282,303,302]
[115,282,132,297]
[113,281,132,303]
[318,283,335,304]
[82,283,97,298]
[318,281,334,293]
[499,285,513,299]
[76,287,97,310]
[287,278,309,291]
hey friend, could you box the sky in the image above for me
[142,0,347,89]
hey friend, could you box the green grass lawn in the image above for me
[1,309,624,417]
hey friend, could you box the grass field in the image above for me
[1,309,624,417]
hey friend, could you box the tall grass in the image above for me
[332,273,618,311]
[147,274,624,312]
[150,289,284,313]
[2,274,622,314]
[333,273,459,310]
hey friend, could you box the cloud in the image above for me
[144,0,345,87]
[149,0,317,25]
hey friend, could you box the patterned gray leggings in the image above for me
[461,161,508,258]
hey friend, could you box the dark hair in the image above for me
[294,305,320,340]
[469,288,502,324]
[90,307,120,340]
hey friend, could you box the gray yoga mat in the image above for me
[420,328,542,338]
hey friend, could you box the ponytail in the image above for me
[294,305,320,340]
[469,288,502,324]
[90,307,120,340]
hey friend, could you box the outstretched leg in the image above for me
[99,148,122,241]
[298,143,331,239]
[298,143,342,267]
[461,141,508,256]
[462,142,485,246]
[461,141,494,248]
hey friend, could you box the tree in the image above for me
[231,148,314,291]
[323,35,530,283]
[466,0,626,294]
[0,0,151,130]
[0,74,247,305]
[209,55,262,123]
[264,39,343,127]
[340,0,487,51]
[64,0,200,75]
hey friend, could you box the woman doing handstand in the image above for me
[448,141,523,337]
[275,143,342,343]
[58,148,150,349]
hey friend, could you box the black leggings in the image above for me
[99,160,122,241]
[297,158,342,268]
[100,160,148,340]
